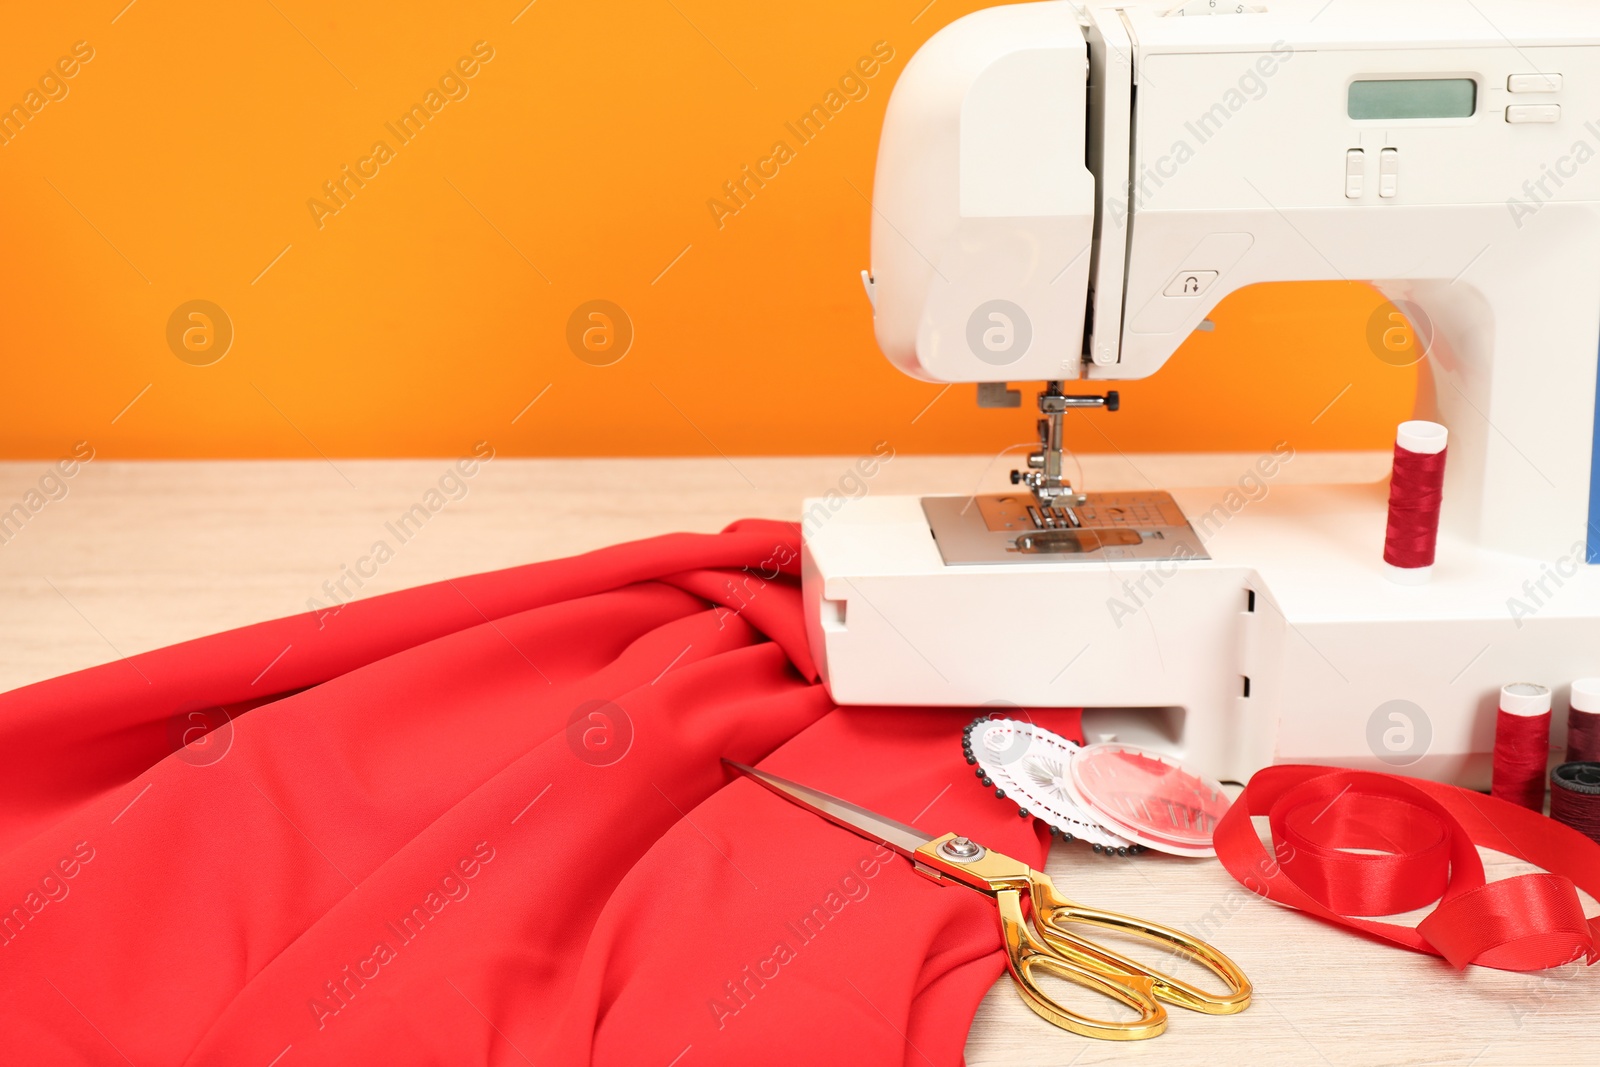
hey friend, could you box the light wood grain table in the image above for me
[1,454,1593,1066]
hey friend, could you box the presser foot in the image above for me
[1008,382,1119,511]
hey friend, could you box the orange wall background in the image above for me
[0,1,1414,460]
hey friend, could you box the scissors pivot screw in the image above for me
[938,836,986,861]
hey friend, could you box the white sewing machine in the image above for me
[802,0,1600,786]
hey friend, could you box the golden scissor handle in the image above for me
[995,887,1170,1041]
[1027,871,1253,1016]
[913,833,1247,1040]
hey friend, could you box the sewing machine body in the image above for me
[804,0,1600,785]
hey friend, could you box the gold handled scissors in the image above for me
[728,761,1251,1041]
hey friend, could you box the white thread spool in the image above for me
[1501,682,1553,718]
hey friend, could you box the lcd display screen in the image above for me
[1348,79,1477,120]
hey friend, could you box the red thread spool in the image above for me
[1492,683,1552,811]
[1382,420,1448,584]
[1566,678,1600,763]
[1549,762,1600,845]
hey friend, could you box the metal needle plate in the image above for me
[923,491,1209,565]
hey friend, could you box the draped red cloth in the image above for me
[1214,765,1600,973]
[0,520,1078,1066]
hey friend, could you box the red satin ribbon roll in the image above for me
[1215,766,1600,972]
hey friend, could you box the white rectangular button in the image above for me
[1508,73,1562,93]
[1163,270,1218,298]
[1345,148,1365,198]
[1506,104,1561,123]
[1379,147,1398,198]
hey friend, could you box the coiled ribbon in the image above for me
[1215,766,1600,971]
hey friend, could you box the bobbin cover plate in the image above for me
[1067,743,1233,858]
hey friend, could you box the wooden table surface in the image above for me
[1,453,1593,1066]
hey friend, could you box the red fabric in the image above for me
[1215,765,1600,972]
[0,520,1078,1066]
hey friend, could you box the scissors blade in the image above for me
[724,760,934,859]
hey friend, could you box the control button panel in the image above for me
[1506,104,1561,124]
[1379,147,1399,198]
[1345,148,1365,198]
[1508,73,1562,93]
[1163,270,1219,297]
